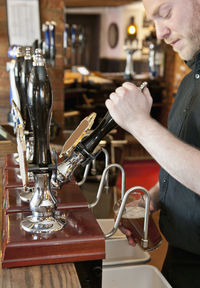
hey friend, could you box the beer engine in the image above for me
[2,66,151,267]
[7,46,19,126]
[124,17,138,80]
[71,24,78,67]
[49,21,56,67]
[14,47,25,109]
[52,111,117,188]
[42,22,50,65]
[6,46,24,131]
[3,31,153,270]
[63,23,70,68]
[42,21,57,67]
[7,47,35,203]
[20,48,65,233]
[20,47,34,162]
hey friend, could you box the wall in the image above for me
[0,0,65,129]
[0,0,10,123]
[66,2,148,61]
[40,0,65,129]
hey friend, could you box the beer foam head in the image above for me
[123,206,145,219]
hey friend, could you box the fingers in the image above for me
[122,82,137,90]
[119,224,132,236]
[127,235,137,247]
[109,92,117,101]
[106,85,129,107]
[119,224,137,247]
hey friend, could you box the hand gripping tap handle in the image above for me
[76,81,148,155]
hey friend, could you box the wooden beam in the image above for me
[65,0,139,8]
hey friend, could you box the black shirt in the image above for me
[159,52,200,255]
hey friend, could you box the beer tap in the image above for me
[63,23,70,68]
[14,46,25,110]
[42,22,50,65]
[8,46,25,132]
[124,17,138,80]
[77,26,85,66]
[7,46,21,130]
[21,48,65,234]
[20,47,34,162]
[10,47,35,201]
[52,111,117,188]
[71,24,78,67]
[49,21,56,67]
[52,82,148,189]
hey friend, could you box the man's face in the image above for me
[143,0,200,60]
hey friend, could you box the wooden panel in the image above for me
[2,208,105,268]
[0,0,10,119]
[3,167,34,188]
[65,0,139,7]
[0,164,81,288]
[40,0,65,129]
[0,261,81,288]
[2,155,105,268]
[3,172,88,213]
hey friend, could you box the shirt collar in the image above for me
[186,51,200,72]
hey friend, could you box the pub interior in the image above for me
[0,0,191,287]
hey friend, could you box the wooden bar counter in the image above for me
[0,152,168,287]
[1,162,82,287]
[0,260,81,288]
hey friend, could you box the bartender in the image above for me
[106,0,200,287]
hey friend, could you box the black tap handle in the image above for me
[21,56,33,132]
[14,54,24,112]
[79,111,117,153]
[27,58,52,167]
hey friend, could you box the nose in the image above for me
[154,21,171,40]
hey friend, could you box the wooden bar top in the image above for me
[0,155,168,287]
[0,259,81,288]
[0,168,81,287]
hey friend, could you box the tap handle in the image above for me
[21,47,33,132]
[49,21,56,65]
[42,22,50,62]
[63,24,70,48]
[27,48,52,166]
[14,46,24,112]
[79,111,117,154]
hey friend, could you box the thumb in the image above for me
[143,87,153,106]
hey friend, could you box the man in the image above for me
[105,0,200,287]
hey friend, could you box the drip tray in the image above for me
[97,219,150,267]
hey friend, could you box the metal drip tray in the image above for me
[97,219,150,267]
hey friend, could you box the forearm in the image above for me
[131,117,200,195]
[148,181,160,211]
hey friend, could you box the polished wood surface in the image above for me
[3,153,19,169]
[2,157,105,269]
[0,154,168,286]
[3,154,89,213]
[3,168,34,188]
[0,260,81,288]
[2,208,105,268]
[0,135,17,169]
[3,181,88,214]
[0,169,82,288]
